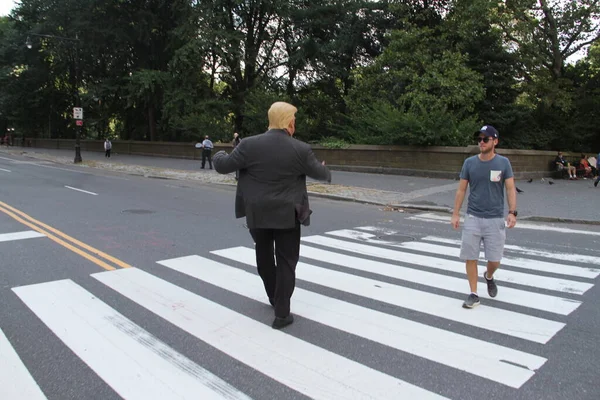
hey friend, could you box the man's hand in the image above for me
[507,214,517,229]
[322,160,326,166]
[451,214,460,230]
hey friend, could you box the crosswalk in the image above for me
[3,216,600,399]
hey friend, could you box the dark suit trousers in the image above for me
[249,224,300,318]
[201,149,212,168]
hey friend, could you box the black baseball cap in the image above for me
[475,125,499,139]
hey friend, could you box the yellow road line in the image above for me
[0,200,133,270]
[0,200,131,269]
[0,204,117,271]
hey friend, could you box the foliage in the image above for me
[0,0,598,152]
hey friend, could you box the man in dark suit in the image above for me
[213,102,331,329]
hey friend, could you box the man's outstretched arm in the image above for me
[304,149,331,183]
[213,142,246,174]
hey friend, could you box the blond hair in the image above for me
[268,102,297,130]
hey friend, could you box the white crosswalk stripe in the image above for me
[157,255,546,389]
[0,328,47,400]
[407,212,600,237]
[0,231,45,243]
[302,235,593,294]
[93,267,446,400]
[5,222,599,399]
[213,246,565,343]
[325,229,600,279]
[419,235,600,266]
[13,280,251,400]
[298,244,580,315]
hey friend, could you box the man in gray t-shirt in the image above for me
[451,125,517,309]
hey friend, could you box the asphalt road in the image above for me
[1,152,599,400]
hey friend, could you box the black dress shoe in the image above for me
[272,315,294,330]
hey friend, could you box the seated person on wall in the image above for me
[578,154,593,178]
[555,151,577,179]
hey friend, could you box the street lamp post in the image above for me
[26,33,82,163]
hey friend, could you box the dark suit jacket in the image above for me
[213,129,331,229]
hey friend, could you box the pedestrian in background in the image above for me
[213,102,331,329]
[201,135,213,169]
[451,125,517,309]
[104,138,112,158]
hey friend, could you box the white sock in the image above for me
[471,292,478,297]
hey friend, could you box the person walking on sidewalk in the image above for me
[212,102,331,329]
[451,125,517,309]
[201,135,213,169]
[104,139,112,158]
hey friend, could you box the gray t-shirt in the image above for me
[459,154,514,219]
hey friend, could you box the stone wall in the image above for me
[26,138,564,179]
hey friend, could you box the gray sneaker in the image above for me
[462,293,480,309]
[484,272,498,298]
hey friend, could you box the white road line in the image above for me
[0,328,47,400]
[325,229,600,279]
[409,213,600,237]
[0,167,11,172]
[421,236,600,266]
[212,247,565,344]
[64,186,98,196]
[93,268,448,400]
[0,231,46,243]
[157,255,547,388]
[12,280,252,400]
[299,245,580,315]
[303,235,593,295]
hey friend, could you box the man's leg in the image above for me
[481,218,506,298]
[249,228,276,303]
[208,151,212,169]
[460,215,482,308]
[201,150,206,168]
[486,261,500,279]
[466,260,479,293]
[272,224,301,320]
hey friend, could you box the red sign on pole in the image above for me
[76,120,84,126]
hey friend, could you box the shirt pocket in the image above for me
[490,170,502,182]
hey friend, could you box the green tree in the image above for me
[344,25,484,145]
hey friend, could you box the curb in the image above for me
[304,191,454,213]
[519,215,600,226]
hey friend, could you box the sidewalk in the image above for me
[2,147,598,224]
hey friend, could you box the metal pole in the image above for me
[74,33,82,163]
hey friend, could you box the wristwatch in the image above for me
[508,210,518,217]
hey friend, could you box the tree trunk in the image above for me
[539,0,563,79]
[287,69,296,98]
